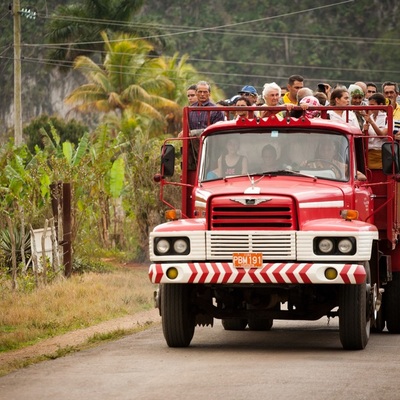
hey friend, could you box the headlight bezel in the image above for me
[154,237,190,256]
[314,236,356,256]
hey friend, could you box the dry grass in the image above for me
[0,265,155,353]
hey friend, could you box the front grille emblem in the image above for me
[230,198,272,206]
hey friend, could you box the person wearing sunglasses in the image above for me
[238,85,258,104]
[237,85,259,117]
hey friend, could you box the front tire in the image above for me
[339,281,370,350]
[161,284,195,347]
[339,261,370,350]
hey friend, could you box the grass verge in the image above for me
[0,264,155,354]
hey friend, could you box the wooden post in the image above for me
[63,183,72,277]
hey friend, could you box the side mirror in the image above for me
[382,142,400,175]
[161,144,175,177]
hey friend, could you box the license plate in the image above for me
[233,252,263,268]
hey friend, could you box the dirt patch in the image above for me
[0,308,160,372]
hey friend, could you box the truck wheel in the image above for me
[385,272,400,333]
[161,284,195,347]
[371,284,385,333]
[372,305,386,333]
[248,318,273,331]
[339,280,370,350]
[221,319,247,330]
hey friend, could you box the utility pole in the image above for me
[13,0,22,146]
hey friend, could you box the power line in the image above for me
[2,52,398,90]
[14,42,400,77]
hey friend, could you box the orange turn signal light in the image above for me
[165,209,182,221]
[340,209,359,221]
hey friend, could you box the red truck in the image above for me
[149,104,400,350]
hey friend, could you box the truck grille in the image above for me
[209,195,296,230]
[206,232,296,259]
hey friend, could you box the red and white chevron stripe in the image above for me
[149,262,366,285]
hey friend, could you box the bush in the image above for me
[0,228,31,273]
[23,115,89,153]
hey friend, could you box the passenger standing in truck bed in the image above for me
[363,93,388,169]
[327,87,361,130]
[188,81,225,131]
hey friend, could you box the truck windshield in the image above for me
[200,131,350,182]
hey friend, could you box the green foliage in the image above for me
[23,115,89,154]
[109,157,125,199]
[72,257,114,275]
[140,0,400,93]
[0,228,31,272]
[44,0,165,65]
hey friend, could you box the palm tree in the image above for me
[65,32,179,136]
[45,0,165,66]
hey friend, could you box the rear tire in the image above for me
[221,319,247,331]
[385,272,400,333]
[248,318,273,331]
[161,284,195,347]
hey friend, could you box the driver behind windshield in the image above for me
[301,140,346,179]
[261,144,281,171]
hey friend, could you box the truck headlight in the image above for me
[318,238,334,254]
[174,239,188,254]
[338,238,354,254]
[156,239,170,254]
[154,237,190,256]
[314,237,356,255]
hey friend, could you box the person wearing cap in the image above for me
[348,84,365,130]
[238,85,258,105]
[238,85,258,117]
[281,75,304,105]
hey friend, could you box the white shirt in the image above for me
[367,111,388,150]
[327,110,361,130]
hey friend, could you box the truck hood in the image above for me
[195,176,349,229]
[197,175,346,206]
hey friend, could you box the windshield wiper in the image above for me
[257,169,318,180]
[281,169,317,180]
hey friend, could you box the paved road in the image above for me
[1,316,400,400]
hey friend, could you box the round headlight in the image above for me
[338,238,353,254]
[318,238,334,254]
[156,239,170,254]
[174,239,188,254]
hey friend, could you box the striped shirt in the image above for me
[189,100,225,130]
